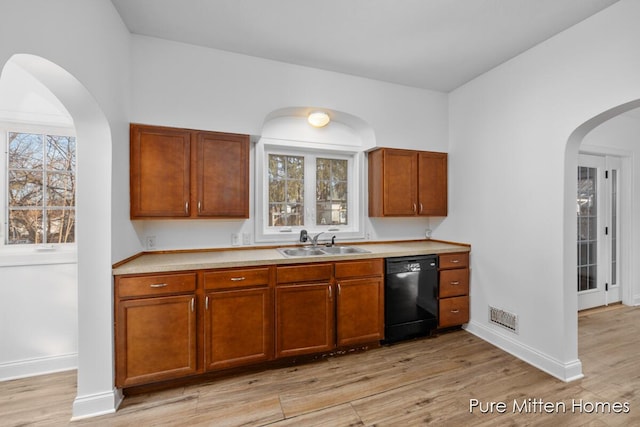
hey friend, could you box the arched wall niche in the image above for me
[261,106,376,150]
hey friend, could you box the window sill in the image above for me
[0,246,77,267]
[255,229,365,245]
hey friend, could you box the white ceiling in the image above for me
[111,0,618,92]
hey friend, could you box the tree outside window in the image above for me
[316,158,348,226]
[268,153,349,229]
[7,132,76,245]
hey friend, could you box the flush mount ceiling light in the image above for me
[307,111,330,128]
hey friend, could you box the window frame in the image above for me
[255,138,365,244]
[0,122,77,262]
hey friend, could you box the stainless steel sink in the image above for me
[278,247,326,257]
[278,246,371,258]
[320,246,370,255]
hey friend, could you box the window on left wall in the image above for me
[6,131,76,245]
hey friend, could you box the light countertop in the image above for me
[113,240,470,276]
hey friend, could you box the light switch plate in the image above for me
[231,233,240,246]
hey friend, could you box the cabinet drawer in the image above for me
[277,263,333,284]
[118,273,196,298]
[439,268,469,298]
[439,296,469,328]
[439,252,469,269]
[335,259,383,279]
[204,267,270,290]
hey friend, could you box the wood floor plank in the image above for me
[2,304,639,426]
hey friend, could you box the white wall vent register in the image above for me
[489,306,518,333]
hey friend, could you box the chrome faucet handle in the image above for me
[310,232,325,246]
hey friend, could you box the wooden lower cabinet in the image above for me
[438,252,470,328]
[114,257,388,388]
[204,287,272,370]
[336,277,384,346]
[115,294,197,387]
[275,259,384,358]
[275,283,335,358]
[335,259,384,347]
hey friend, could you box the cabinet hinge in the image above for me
[605,170,609,179]
[606,283,609,292]
[605,226,609,235]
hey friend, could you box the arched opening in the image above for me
[564,99,640,369]
[2,54,118,418]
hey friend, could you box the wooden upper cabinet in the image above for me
[418,151,448,216]
[130,124,191,218]
[368,147,447,217]
[195,132,249,218]
[130,124,250,219]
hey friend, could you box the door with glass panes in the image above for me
[577,154,621,310]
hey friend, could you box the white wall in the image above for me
[438,0,640,381]
[1,0,135,419]
[0,262,77,380]
[129,35,449,250]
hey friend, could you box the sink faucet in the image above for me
[310,232,324,247]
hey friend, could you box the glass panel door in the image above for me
[577,164,598,294]
[577,154,621,310]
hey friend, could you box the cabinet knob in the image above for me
[230,277,246,281]
[451,309,460,314]
[450,281,460,285]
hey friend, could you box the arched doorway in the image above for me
[4,54,119,418]
[565,98,640,359]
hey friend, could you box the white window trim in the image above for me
[0,122,77,265]
[255,138,365,244]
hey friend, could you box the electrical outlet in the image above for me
[145,235,156,250]
[425,228,432,239]
[242,232,251,245]
[231,233,241,246]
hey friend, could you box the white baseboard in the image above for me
[0,353,77,381]
[464,320,584,382]
[71,387,123,420]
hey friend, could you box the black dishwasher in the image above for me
[384,255,438,343]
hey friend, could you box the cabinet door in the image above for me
[275,283,334,358]
[115,295,197,387]
[418,151,447,216]
[383,149,418,215]
[195,132,249,218]
[204,288,272,371]
[130,124,191,218]
[336,277,384,347]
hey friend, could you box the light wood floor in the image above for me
[3,304,639,426]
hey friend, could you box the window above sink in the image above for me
[254,138,366,244]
